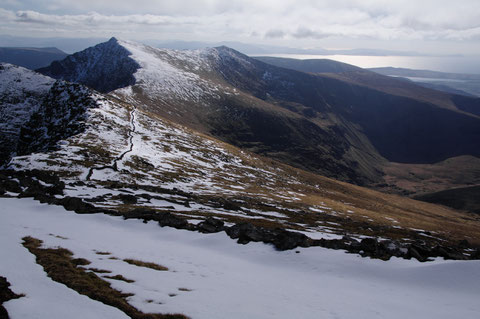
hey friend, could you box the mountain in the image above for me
[0,47,68,69]
[150,40,425,56]
[0,35,107,54]
[254,56,362,73]
[3,61,480,257]
[2,43,480,319]
[0,63,97,166]
[38,38,382,185]
[38,38,480,194]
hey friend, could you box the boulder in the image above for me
[118,193,137,204]
[156,212,190,229]
[60,196,97,214]
[197,217,225,233]
[272,229,312,250]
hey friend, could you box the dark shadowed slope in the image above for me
[0,47,67,69]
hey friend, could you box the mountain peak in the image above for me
[38,38,140,93]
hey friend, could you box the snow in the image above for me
[116,40,218,102]
[0,63,54,95]
[0,63,55,151]
[1,197,480,319]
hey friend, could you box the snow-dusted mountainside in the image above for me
[0,63,96,166]
[2,40,480,319]
[37,38,480,193]
[2,62,479,261]
[38,38,384,185]
[38,38,140,93]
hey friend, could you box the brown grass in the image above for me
[104,274,135,283]
[95,251,111,255]
[87,268,112,274]
[22,236,188,319]
[123,259,169,271]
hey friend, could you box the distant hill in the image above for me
[370,67,480,98]
[254,56,361,74]
[415,185,480,214]
[0,47,68,70]
[255,56,480,116]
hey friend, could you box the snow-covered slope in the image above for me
[0,63,54,164]
[0,63,97,166]
[2,197,480,319]
[116,39,222,102]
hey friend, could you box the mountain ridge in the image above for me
[36,38,480,194]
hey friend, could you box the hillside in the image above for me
[0,47,68,69]
[38,39,480,194]
[2,62,480,256]
[2,44,480,319]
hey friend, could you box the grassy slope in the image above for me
[9,95,480,247]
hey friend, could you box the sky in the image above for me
[1,0,480,56]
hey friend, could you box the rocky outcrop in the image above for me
[38,37,140,93]
[1,170,478,262]
[0,276,23,319]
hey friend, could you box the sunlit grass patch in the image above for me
[22,236,187,319]
[123,258,169,271]
[104,274,135,283]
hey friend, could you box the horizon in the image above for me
[1,0,480,57]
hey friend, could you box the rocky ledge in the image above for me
[1,169,479,262]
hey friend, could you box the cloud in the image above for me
[13,10,194,26]
[264,29,286,39]
[0,1,480,53]
[292,27,331,39]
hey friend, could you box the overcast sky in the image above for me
[1,0,480,55]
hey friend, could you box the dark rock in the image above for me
[223,200,242,211]
[123,208,156,220]
[157,212,190,229]
[60,196,97,214]
[433,246,467,260]
[458,239,471,249]
[2,179,22,193]
[408,247,427,262]
[18,181,44,198]
[226,223,270,243]
[118,194,137,204]
[470,249,480,259]
[197,217,225,233]
[0,276,22,303]
[272,229,312,250]
[225,222,311,250]
[34,194,59,205]
[29,169,62,185]
[360,238,378,253]
[70,180,86,186]
[0,276,23,318]
[409,243,433,261]
[138,193,152,200]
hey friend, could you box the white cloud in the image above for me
[1,1,480,54]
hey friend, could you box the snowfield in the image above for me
[1,197,479,319]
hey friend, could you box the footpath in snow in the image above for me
[1,197,480,319]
